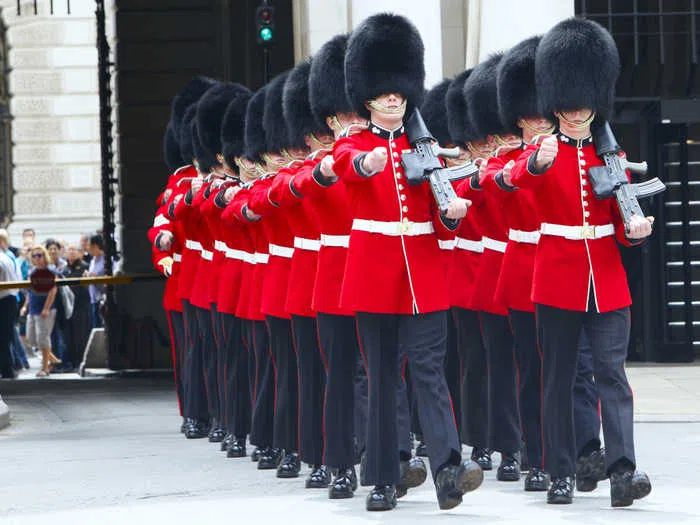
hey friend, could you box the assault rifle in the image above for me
[402,109,478,214]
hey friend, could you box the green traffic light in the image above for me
[260,27,273,41]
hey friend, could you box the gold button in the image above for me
[402,206,408,212]
[581,179,587,185]
[584,211,590,217]
[396,173,402,179]
[401,194,406,201]
[394,161,400,168]
[391,142,396,148]
[583,201,589,207]
[393,152,398,158]
[582,190,588,197]
[580,169,586,175]
[398,184,404,190]
[402,217,409,223]
[579,160,586,166]
[578,150,584,157]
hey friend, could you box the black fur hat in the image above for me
[170,76,218,138]
[497,36,542,135]
[179,104,198,164]
[244,86,268,163]
[263,71,291,153]
[191,118,216,173]
[163,121,184,173]
[464,53,506,138]
[445,69,475,145]
[345,13,425,119]
[221,88,253,169]
[309,34,354,129]
[283,60,328,149]
[196,82,251,162]
[420,79,452,146]
[536,17,620,121]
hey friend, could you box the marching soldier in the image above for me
[335,13,482,511]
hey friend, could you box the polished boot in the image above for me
[497,453,520,481]
[576,448,607,492]
[306,465,331,488]
[251,447,262,462]
[415,441,428,457]
[329,467,357,499]
[257,447,282,470]
[366,484,397,511]
[221,433,233,452]
[180,418,187,434]
[396,457,428,498]
[524,467,550,492]
[547,476,574,504]
[610,471,651,508]
[471,447,492,471]
[277,451,301,478]
[435,460,484,510]
[184,418,209,439]
[208,420,227,443]
[227,437,247,458]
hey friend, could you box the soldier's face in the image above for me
[374,93,404,110]
[558,108,594,125]
[519,116,554,134]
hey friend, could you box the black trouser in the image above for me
[212,306,227,428]
[537,303,635,478]
[291,315,326,465]
[445,312,462,437]
[221,313,250,438]
[354,347,369,462]
[167,310,186,416]
[574,330,602,456]
[182,300,209,419]
[480,312,520,455]
[356,311,461,485]
[247,319,274,448]
[0,296,16,378]
[508,309,543,468]
[195,306,219,421]
[266,315,299,452]
[451,307,488,448]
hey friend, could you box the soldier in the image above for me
[335,13,482,511]
[509,18,653,506]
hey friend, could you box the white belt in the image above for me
[173,253,182,262]
[482,236,507,253]
[185,239,202,251]
[508,229,541,244]
[254,252,269,264]
[268,244,294,259]
[352,219,434,236]
[438,239,455,250]
[201,249,214,261]
[540,223,615,240]
[455,237,484,253]
[320,234,350,248]
[294,237,321,252]
[226,249,255,264]
[214,240,228,252]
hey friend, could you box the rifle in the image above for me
[402,109,478,214]
[588,122,666,229]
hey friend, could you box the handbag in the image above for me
[59,285,75,320]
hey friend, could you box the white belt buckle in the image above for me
[581,225,596,239]
[397,221,412,235]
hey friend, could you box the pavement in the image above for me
[1,363,700,525]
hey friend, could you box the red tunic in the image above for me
[148,203,184,313]
[334,125,458,315]
[188,182,215,311]
[510,135,636,312]
[447,209,483,311]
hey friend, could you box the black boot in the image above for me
[277,451,301,478]
[257,447,282,470]
[415,441,428,457]
[366,484,397,511]
[471,447,492,471]
[497,453,520,481]
[524,467,550,492]
[251,447,262,462]
[359,451,370,486]
[435,460,484,510]
[180,418,187,434]
[184,418,209,439]
[221,433,233,452]
[227,437,247,458]
[610,470,651,508]
[576,448,607,492]
[329,467,358,499]
[396,457,428,498]
[306,465,331,488]
[208,420,227,443]
[547,476,574,504]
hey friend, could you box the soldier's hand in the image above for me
[362,147,388,174]
[445,198,470,220]
[627,215,654,239]
[158,257,174,277]
[535,135,558,171]
[320,155,337,179]
[502,160,515,187]
[191,177,204,194]
[223,186,239,204]
[157,231,174,251]
[211,178,226,189]
[477,159,488,184]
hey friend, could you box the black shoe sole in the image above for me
[329,488,354,499]
[576,477,598,492]
[227,449,246,458]
[257,460,278,470]
[401,466,427,489]
[524,479,550,492]
[366,500,396,511]
[185,433,209,439]
[473,459,492,471]
[497,471,520,482]
[547,494,573,504]
[611,478,652,508]
[306,479,330,488]
[277,469,300,479]
[438,464,485,511]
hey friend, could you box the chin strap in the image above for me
[366,99,407,115]
[518,119,556,137]
[308,133,334,150]
[556,110,596,129]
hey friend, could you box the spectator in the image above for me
[64,243,91,369]
[45,239,69,367]
[17,240,33,355]
[45,238,68,274]
[0,240,19,378]
[0,229,29,371]
[80,233,93,265]
[21,245,61,377]
[22,228,36,244]
[86,234,106,328]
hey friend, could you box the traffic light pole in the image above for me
[263,47,271,83]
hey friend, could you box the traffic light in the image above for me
[256,4,276,45]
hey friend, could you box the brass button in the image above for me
[579,169,586,175]
[581,179,587,185]
[398,184,404,190]
[396,173,402,179]
[582,190,588,197]
[584,211,590,217]
[393,152,399,158]
[579,160,586,166]
[394,161,400,168]
[583,201,589,207]
[402,206,408,212]
[401,194,406,201]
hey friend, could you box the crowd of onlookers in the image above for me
[0,228,108,379]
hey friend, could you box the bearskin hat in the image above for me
[445,70,475,145]
[196,82,250,163]
[221,88,253,169]
[497,36,542,135]
[345,13,425,119]
[163,122,184,173]
[244,86,268,163]
[170,76,218,138]
[191,118,216,173]
[464,53,506,138]
[263,71,291,153]
[309,34,354,129]
[420,79,452,146]
[283,60,328,149]
[536,17,620,121]
[179,104,198,165]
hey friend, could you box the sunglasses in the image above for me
[31,253,44,259]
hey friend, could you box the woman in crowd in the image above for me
[64,243,92,369]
